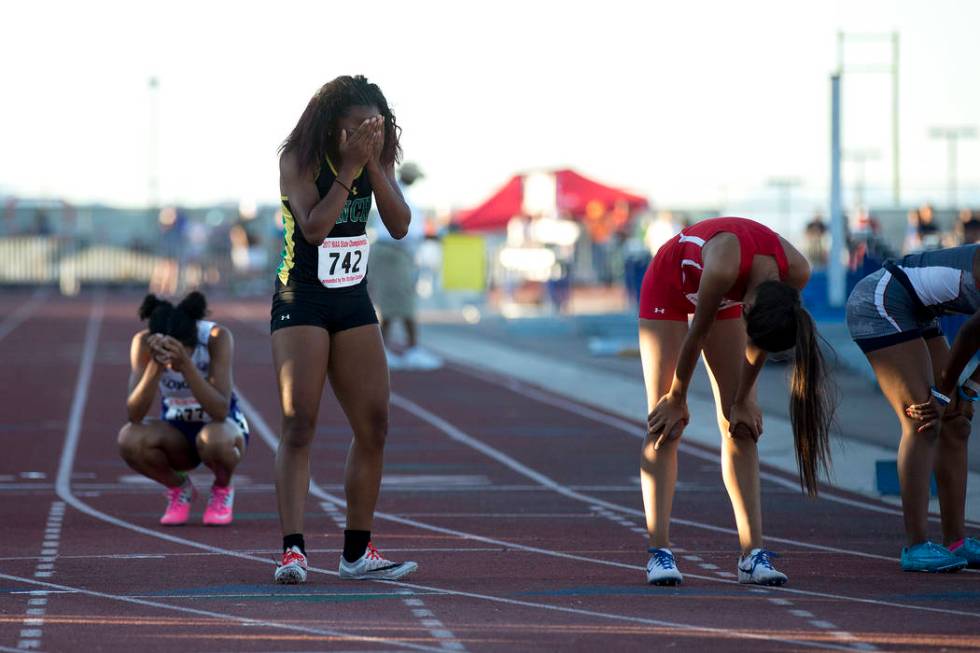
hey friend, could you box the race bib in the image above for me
[163,396,210,423]
[318,236,369,288]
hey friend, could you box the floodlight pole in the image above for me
[828,73,845,308]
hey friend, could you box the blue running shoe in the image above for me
[950,537,980,568]
[901,541,967,572]
[738,548,788,585]
[646,547,683,586]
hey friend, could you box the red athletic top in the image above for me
[639,217,789,320]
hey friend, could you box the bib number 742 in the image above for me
[318,236,370,289]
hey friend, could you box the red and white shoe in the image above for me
[202,484,234,526]
[159,479,196,526]
[338,542,417,580]
[274,546,308,584]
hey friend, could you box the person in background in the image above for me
[803,212,828,268]
[954,209,980,246]
[368,162,442,371]
[904,205,942,254]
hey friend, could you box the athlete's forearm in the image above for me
[733,346,766,405]
[180,365,231,421]
[126,365,162,422]
[940,314,980,395]
[302,166,359,244]
[669,333,706,398]
[368,165,410,239]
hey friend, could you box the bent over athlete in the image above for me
[639,217,834,586]
[271,75,416,584]
[847,245,980,572]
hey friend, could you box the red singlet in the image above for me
[638,217,789,321]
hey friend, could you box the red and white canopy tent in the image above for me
[453,169,649,232]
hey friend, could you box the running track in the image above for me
[1,290,978,652]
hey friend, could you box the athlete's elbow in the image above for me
[303,231,326,246]
[389,225,409,240]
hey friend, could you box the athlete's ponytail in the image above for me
[745,281,835,496]
[138,291,208,348]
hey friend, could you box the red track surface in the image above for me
[2,290,979,652]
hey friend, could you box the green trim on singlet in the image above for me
[276,195,296,285]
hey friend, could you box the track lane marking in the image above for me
[42,298,856,652]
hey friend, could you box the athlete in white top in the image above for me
[120,292,248,527]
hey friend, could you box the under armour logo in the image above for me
[654,308,666,314]
[280,314,290,321]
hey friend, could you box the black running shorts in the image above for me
[270,283,379,334]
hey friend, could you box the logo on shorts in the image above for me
[653,308,666,314]
[280,314,290,321]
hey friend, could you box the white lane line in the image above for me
[44,301,851,653]
[810,621,836,629]
[46,298,443,653]
[320,500,348,529]
[398,591,467,652]
[455,364,980,532]
[0,287,47,344]
[18,466,67,652]
[377,392,973,638]
[791,609,816,618]
[0,572,447,653]
[234,395,858,651]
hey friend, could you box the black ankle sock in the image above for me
[343,530,371,562]
[283,533,305,555]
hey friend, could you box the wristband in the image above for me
[930,386,951,406]
[959,386,980,402]
[964,379,980,395]
[334,178,353,195]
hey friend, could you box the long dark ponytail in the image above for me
[138,291,208,348]
[745,280,835,496]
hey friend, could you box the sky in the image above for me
[1,0,979,222]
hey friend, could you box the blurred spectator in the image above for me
[955,208,980,245]
[368,162,442,371]
[903,203,942,253]
[32,208,52,236]
[803,212,828,267]
[643,210,680,256]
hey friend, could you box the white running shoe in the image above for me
[738,548,788,586]
[646,547,683,586]
[274,546,308,584]
[338,542,418,580]
[400,347,443,371]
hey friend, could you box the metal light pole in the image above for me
[828,74,845,308]
[929,126,977,208]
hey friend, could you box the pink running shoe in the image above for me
[203,484,234,526]
[160,479,196,526]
